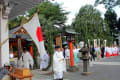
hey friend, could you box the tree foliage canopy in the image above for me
[72,5,112,43]
[117,18,120,31]
[95,0,120,9]
[104,9,118,36]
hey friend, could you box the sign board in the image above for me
[56,36,62,50]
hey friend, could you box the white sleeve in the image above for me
[27,52,34,64]
[66,50,70,56]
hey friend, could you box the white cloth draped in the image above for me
[53,51,66,72]
[53,51,66,79]
[22,51,34,69]
[65,49,70,59]
[112,47,118,54]
[40,53,49,70]
[107,47,112,55]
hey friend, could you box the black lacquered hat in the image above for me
[55,46,60,49]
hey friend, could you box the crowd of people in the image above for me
[53,44,120,80]
[0,43,120,80]
[90,45,120,61]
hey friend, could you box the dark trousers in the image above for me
[54,78,63,80]
[101,52,104,58]
[90,53,96,61]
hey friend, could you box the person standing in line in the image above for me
[73,46,79,65]
[115,45,119,56]
[97,45,101,60]
[90,45,96,61]
[95,45,102,61]
[108,45,112,56]
[101,45,105,58]
[40,54,46,70]
[40,51,49,70]
[53,46,66,80]
[112,45,117,56]
[64,46,70,70]
[21,47,34,69]
[94,46,98,61]
[118,45,120,55]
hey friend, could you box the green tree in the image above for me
[117,18,120,31]
[72,5,105,43]
[8,16,23,29]
[104,9,118,37]
[103,20,113,44]
[26,1,68,68]
[27,2,67,27]
[95,0,120,9]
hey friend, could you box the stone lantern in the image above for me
[64,29,79,71]
[79,47,90,75]
[64,29,77,67]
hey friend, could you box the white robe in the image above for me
[22,51,34,69]
[115,47,119,54]
[104,47,108,56]
[44,53,49,68]
[40,53,49,70]
[107,47,112,55]
[112,47,117,54]
[53,51,66,79]
[65,49,70,59]
[119,47,120,55]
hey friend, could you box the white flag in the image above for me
[23,13,46,56]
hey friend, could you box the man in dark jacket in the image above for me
[101,45,105,58]
[90,45,96,61]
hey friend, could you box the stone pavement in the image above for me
[31,55,120,80]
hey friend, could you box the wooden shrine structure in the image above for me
[9,27,33,58]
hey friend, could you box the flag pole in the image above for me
[0,11,39,47]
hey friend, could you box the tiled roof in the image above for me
[8,0,44,20]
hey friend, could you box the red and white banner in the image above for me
[104,40,107,47]
[94,39,97,48]
[23,13,46,56]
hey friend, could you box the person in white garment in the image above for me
[22,47,34,69]
[73,46,79,65]
[53,46,66,80]
[64,46,70,70]
[40,51,49,70]
[108,46,112,56]
[115,45,119,56]
[95,46,101,61]
[9,51,15,68]
[112,45,118,56]
[44,52,49,68]
[119,45,120,55]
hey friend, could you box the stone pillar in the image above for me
[0,4,9,67]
